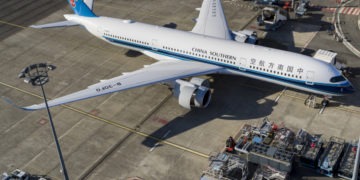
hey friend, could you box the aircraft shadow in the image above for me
[142,72,360,147]
[142,74,281,147]
[163,22,177,29]
[125,50,143,57]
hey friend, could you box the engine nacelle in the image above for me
[173,78,211,109]
[190,77,210,87]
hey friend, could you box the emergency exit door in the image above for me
[306,71,314,85]
[238,57,247,71]
[151,39,160,51]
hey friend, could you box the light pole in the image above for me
[18,63,69,180]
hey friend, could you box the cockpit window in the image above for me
[330,76,346,83]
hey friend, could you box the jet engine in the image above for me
[171,78,211,109]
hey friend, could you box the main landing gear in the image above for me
[321,96,330,107]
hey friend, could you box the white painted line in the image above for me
[352,8,358,14]
[354,8,360,15]
[275,87,287,103]
[149,130,171,152]
[345,7,352,14]
[349,7,356,15]
[347,7,354,14]
[344,7,351,14]
[341,7,347,14]
[303,29,319,49]
[319,106,326,114]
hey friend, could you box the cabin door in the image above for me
[238,57,247,71]
[151,39,160,51]
[305,71,314,85]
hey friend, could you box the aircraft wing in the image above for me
[7,60,224,111]
[191,0,232,40]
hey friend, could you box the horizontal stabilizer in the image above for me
[30,21,79,29]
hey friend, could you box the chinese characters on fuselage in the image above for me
[250,58,303,74]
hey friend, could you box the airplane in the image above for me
[4,0,354,111]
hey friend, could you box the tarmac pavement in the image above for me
[0,0,360,179]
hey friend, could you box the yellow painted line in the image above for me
[335,106,360,114]
[61,104,210,158]
[283,93,307,101]
[0,20,28,29]
[0,81,210,158]
[0,81,43,98]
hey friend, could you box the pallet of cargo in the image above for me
[299,132,324,168]
[317,136,346,177]
[253,164,289,180]
[201,152,248,180]
[249,142,294,172]
[338,140,360,179]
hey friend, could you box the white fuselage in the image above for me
[64,15,354,96]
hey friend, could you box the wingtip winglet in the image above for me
[2,96,37,111]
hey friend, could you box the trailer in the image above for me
[234,124,253,154]
[201,153,248,180]
[257,6,288,30]
[338,140,360,179]
[232,30,258,44]
[249,142,294,172]
[253,165,289,180]
[0,169,48,180]
[272,127,295,150]
[299,133,324,168]
[318,137,346,177]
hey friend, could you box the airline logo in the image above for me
[70,0,76,8]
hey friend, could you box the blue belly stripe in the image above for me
[104,36,352,95]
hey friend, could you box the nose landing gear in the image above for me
[319,96,330,114]
[305,95,330,114]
